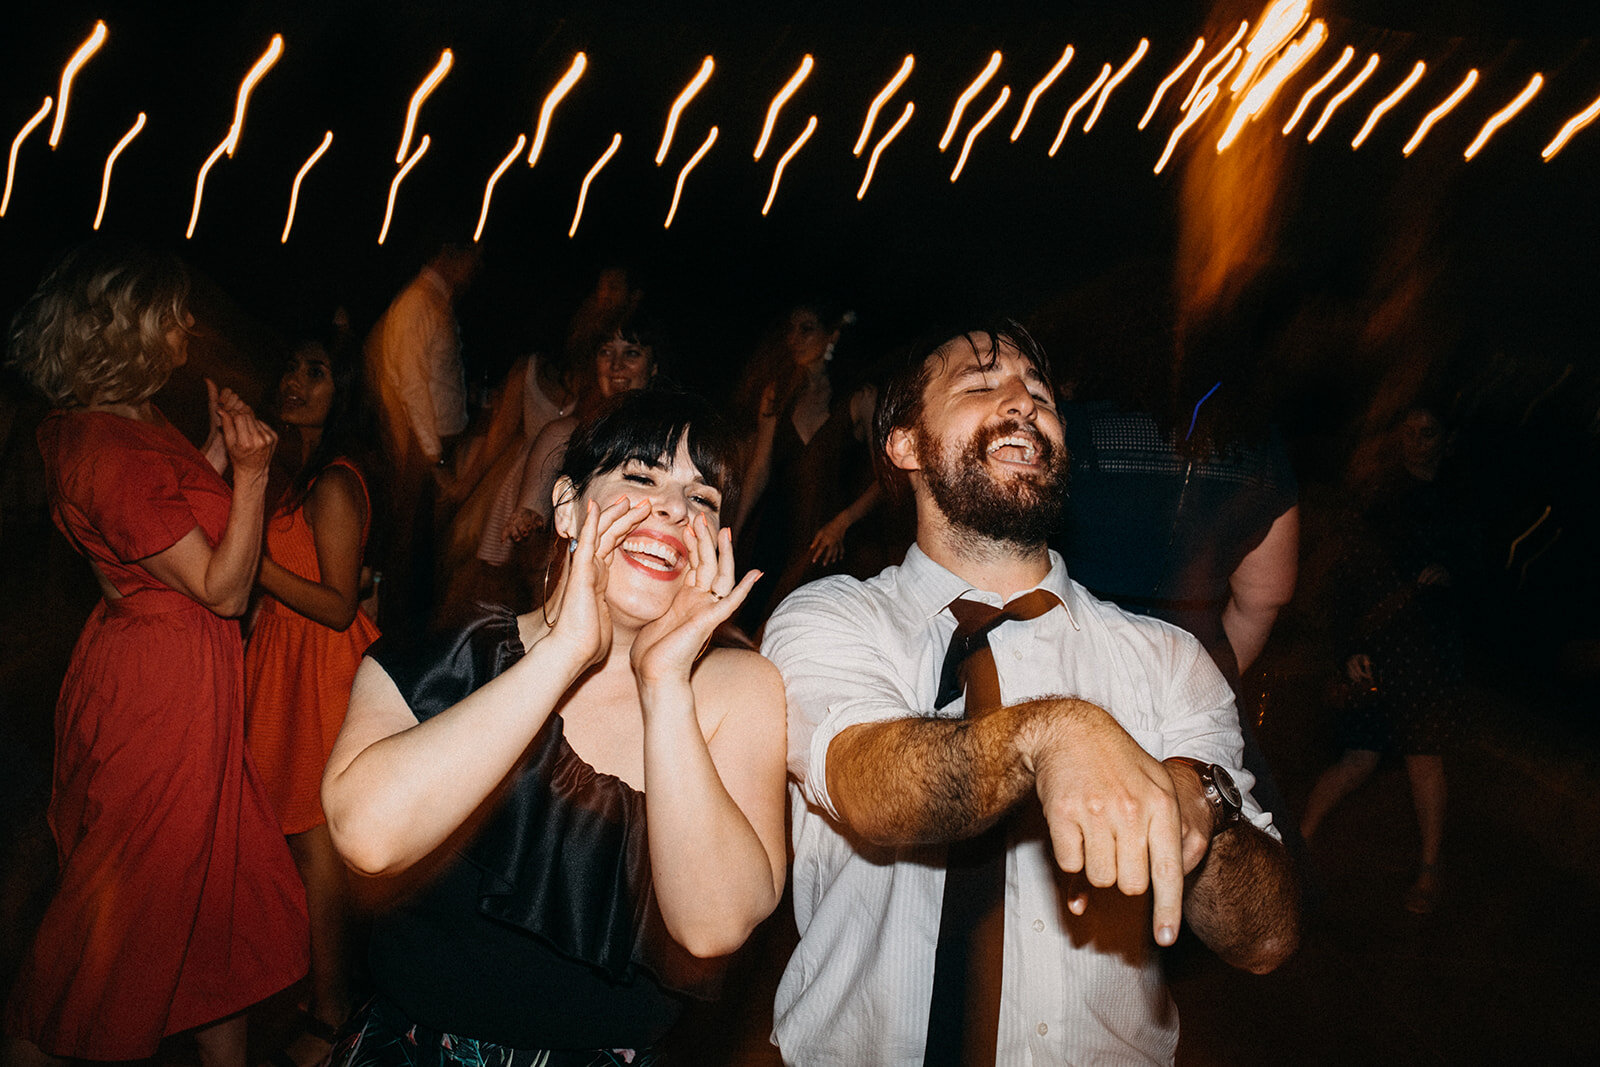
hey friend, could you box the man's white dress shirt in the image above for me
[368,267,467,463]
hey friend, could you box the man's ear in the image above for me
[551,476,579,539]
[885,426,921,473]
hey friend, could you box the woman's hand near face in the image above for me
[201,379,229,474]
[539,496,647,673]
[631,516,760,687]
[219,391,277,481]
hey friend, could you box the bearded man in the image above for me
[761,321,1299,1066]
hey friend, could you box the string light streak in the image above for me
[1229,1,1309,94]
[754,54,814,160]
[397,50,452,164]
[280,130,332,243]
[186,143,227,238]
[92,111,145,230]
[856,100,913,199]
[1402,70,1478,156]
[663,126,717,227]
[527,53,586,166]
[1047,64,1111,156]
[655,56,715,165]
[1216,21,1325,153]
[762,114,817,214]
[1082,39,1148,132]
[1181,21,1249,110]
[474,134,527,242]
[1154,80,1222,173]
[853,55,914,155]
[1010,46,1073,141]
[569,132,621,237]
[1305,53,1379,143]
[185,35,285,240]
[377,134,429,245]
[1351,61,1425,149]
[1,98,51,218]
[1464,74,1543,160]
[50,20,107,148]
[1282,47,1353,134]
[1139,38,1204,130]
[939,51,1002,151]
[950,87,1008,181]
[1542,88,1600,160]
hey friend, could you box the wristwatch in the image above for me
[1166,757,1243,837]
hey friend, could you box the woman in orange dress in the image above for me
[3,244,307,1067]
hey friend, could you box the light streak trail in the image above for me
[1187,381,1222,439]
[280,130,333,243]
[754,54,814,160]
[378,134,429,245]
[528,53,586,166]
[762,114,817,214]
[1216,21,1324,152]
[1082,38,1148,132]
[1,98,51,218]
[663,126,716,227]
[951,87,1008,181]
[1154,80,1222,173]
[1352,60,1425,149]
[854,55,914,155]
[1305,53,1379,143]
[1282,46,1353,134]
[1506,505,1551,568]
[1464,74,1543,160]
[50,20,107,148]
[1011,46,1073,141]
[939,51,1002,151]
[656,56,715,165]
[1542,88,1600,160]
[1402,70,1477,156]
[569,132,621,237]
[1047,64,1111,156]
[1139,38,1204,130]
[1230,1,1309,93]
[475,134,527,242]
[225,35,284,156]
[1181,21,1248,110]
[397,50,452,164]
[856,101,913,199]
[93,111,144,230]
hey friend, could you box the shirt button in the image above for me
[1012,648,1023,660]
[1037,1023,1049,1036]
[1032,918,1045,932]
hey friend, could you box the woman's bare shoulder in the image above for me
[692,647,786,730]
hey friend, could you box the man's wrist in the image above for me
[1165,756,1242,837]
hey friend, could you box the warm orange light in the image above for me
[1011,47,1074,141]
[1155,81,1221,173]
[224,34,283,157]
[656,56,715,165]
[398,50,452,164]
[186,142,228,239]
[1352,61,1425,149]
[528,53,586,167]
[378,134,430,245]
[1082,39,1148,132]
[50,20,107,148]
[1139,38,1204,130]
[1282,46,1353,134]
[1402,71,1478,156]
[93,111,145,230]
[1216,22,1324,152]
[280,130,332,243]
[1,97,51,218]
[857,101,913,199]
[951,87,1008,181]
[1231,1,1309,94]
[1464,74,1543,160]
[664,126,717,227]
[475,134,527,242]
[1182,21,1249,110]
[1047,64,1110,157]
[755,55,815,160]
[1306,53,1379,143]
[569,132,622,237]
[1542,88,1600,160]
[854,55,914,156]
[940,52,1003,151]
[762,114,817,214]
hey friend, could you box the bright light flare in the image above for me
[856,101,913,199]
[1282,46,1353,133]
[1155,81,1222,173]
[854,55,914,155]
[1306,53,1379,143]
[1352,60,1425,149]
[475,134,527,242]
[569,132,621,237]
[92,111,144,230]
[1011,46,1073,141]
[951,87,1008,181]
[1464,74,1543,160]
[1,97,51,218]
[1402,71,1477,156]
[1082,38,1148,132]
[940,51,1002,151]
[378,134,430,245]
[664,126,717,228]
[528,53,586,166]
[762,114,817,214]
[280,130,332,243]
[185,143,229,239]
[755,55,814,160]
[1216,22,1325,152]
[1048,63,1111,156]
[50,20,107,148]
[1231,1,1309,93]
[397,50,452,164]
[656,56,715,165]
[225,34,284,157]
[1139,38,1204,130]
[1182,21,1249,110]
[1543,88,1600,160]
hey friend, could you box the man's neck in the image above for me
[916,516,1052,601]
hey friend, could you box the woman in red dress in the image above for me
[3,245,308,1067]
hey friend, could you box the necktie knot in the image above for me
[936,589,1061,712]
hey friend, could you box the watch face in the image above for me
[1211,765,1242,811]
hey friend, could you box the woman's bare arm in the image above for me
[257,465,367,630]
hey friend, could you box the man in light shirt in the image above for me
[761,321,1298,1066]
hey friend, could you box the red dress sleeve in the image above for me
[78,436,203,562]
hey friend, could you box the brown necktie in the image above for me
[925,589,1062,1067]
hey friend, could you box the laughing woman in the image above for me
[320,390,786,1066]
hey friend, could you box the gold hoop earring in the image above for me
[540,536,570,628]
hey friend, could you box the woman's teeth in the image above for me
[621,537,680,571]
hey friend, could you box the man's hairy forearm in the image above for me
[1184,821,1300,973]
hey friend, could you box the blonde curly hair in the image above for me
[7,242,192,409]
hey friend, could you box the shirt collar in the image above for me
[900,542,1081,631]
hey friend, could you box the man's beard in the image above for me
[916,420,1068,548]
